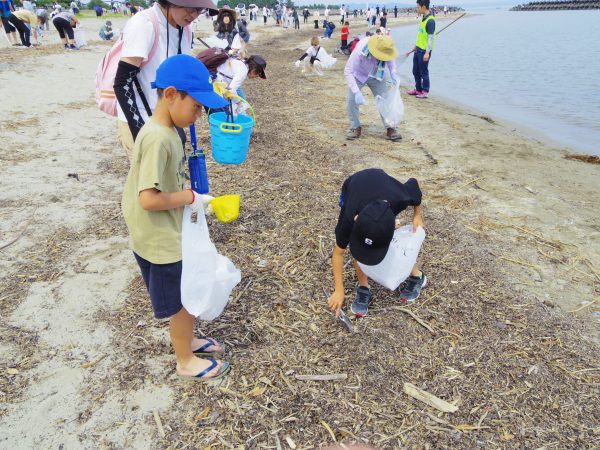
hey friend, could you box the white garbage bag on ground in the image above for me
[358,225,425,290]
[181,206,241,320]
[74,26,86,47]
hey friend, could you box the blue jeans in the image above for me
[347,76,388,129]
[412,48,431,92]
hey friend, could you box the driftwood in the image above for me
[294,374,347,381]
[403,383,459,413]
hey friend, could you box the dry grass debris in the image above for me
[98,32,600,448]
[1,26,598,450]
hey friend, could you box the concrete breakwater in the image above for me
[511,0,600,10]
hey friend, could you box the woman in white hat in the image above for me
[113,0,218,160]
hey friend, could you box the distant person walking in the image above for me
[394,5,398,17]
[340,20,349,49]
[313,9,319,29]
[406,0,435,99]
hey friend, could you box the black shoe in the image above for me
[399,273,428,303]
[351,286,372,317]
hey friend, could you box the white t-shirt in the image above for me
[203,32,242,52]
[117,3,192,123]
[215,58,248,93]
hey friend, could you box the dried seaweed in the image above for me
[100,31,600,449]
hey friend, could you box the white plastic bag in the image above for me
[74,27,86,47]
[181,206,241,320]
[358,225,425,290]
[376,81,404,128]
[316,48,337,69]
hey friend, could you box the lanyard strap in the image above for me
[189,124,198,153]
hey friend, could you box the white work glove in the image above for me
[295,60,301,68]
[354,91,365,105]
[190,191,214,215]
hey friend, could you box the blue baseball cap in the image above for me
[151,54,227,109]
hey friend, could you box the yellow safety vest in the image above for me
[416,14,436,51]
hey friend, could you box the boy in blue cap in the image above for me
[121,54,230,380]
[327,169,427,317]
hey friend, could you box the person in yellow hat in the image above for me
[343,34,402,141]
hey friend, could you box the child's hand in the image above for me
[294,60,301,68]
[412,213,424,232]
[201,194,215,215]
[190,191,214,215]
[327,290,345,317]
[223,89,237,99]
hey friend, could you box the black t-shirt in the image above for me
[335,169,422,249]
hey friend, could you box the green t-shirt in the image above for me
[121,119,186,264]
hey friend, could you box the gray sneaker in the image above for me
[351,286,372,317]
[346,127,362,140]
[399,273,428,303]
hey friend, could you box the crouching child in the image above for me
[327,168,427,317]
[121,55,231,380]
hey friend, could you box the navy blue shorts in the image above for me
[134,252,183,319]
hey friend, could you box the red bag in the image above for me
[196,47,230,75]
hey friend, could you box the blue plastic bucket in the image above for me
[208,112,255,165]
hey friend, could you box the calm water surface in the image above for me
[391,10,600,155]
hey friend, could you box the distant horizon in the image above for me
[293,0,518,9]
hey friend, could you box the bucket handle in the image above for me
[219,122,243,134]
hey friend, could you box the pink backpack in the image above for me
[94,9,161,116]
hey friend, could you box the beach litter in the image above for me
[337,309,355,333]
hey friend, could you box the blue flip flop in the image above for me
[193,358,231,381]
[193,338,227,356]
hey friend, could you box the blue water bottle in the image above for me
[188,124,209,194]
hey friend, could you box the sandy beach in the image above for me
[0,12,598,449]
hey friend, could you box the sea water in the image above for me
[391,10,600,155]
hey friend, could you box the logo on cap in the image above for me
[364,238,373,246]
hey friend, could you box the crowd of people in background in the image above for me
[1,0,84,48]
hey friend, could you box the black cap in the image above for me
[248,55,267,79]
[349,200,395,265]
